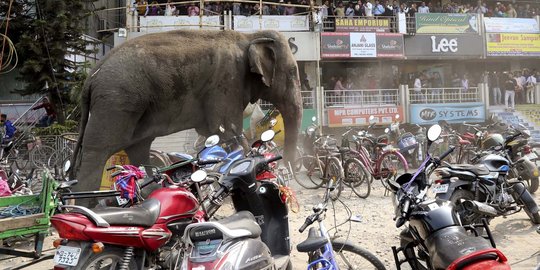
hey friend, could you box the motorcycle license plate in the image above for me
[432,184,449,194]
[526,152,538,160]
[54,246,81,266]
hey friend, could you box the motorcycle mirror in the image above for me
[63,160,71,173]
[427,124,442,142]
[311,116,317,122]
[205,135,220,147]
[270,118,277,127]
[384,128,390,134]
[395,114,400,120]
[523,129,531,137]
[369,115,375,124]
[191,170,207,183]
[219,125,225,133]
[261,130,275,142]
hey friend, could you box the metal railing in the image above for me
[409,87,480,104]
[259,90,315,110]
[324,89,399,108]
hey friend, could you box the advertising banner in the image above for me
[415,13,479,34]
[409,103,485,125]
[484,18,539,33]
[335,17,390,32]
[321,33,404,58]
[280,32,320,61]
[140,16,221,32]
[327,106,403,127]
[233,15,309,32]
[404,34,483,58]
[486,33,540,56]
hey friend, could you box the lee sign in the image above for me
[404,34,483,58]
[409,103,485,125]
[431,36,457,52]
[327,106,403,127]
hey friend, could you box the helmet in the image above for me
[481,133,504,149]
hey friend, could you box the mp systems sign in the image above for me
[409,103,485,125]
[404,34,483,58]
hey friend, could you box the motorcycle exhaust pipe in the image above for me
[462,200,498,217]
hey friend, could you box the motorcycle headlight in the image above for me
[307,127,315,136]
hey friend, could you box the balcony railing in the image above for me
[409,87,480,104]
[324,89,399,108]
[259,90,314,110]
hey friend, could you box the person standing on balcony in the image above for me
[364,0,373,17]
[137,0,149,17]
[504,73,516,111]
[321,0,330,18]
[526,71,537,104]
[354,1,364,16]
[187,3,200,16]
[418,2,429,13]
[373,1,385,16]
[32,97,56,127]
[431,72,443,103]
[345,2,355,17]
[165,0,176,16]
[334,1,345,17]
[490,71,502,105]
[413,73,424,104]
[506,4,517,18]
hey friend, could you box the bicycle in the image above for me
[47,133,78,175]
[296,180,386,270]
[347,127,409,196]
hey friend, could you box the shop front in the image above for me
[320,32,405,127]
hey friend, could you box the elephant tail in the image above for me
[70,76,93,178]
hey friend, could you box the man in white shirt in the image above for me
[526,72,537,104]
[364,0,373,16]
[418,1,429,13]
[414,73,425,103]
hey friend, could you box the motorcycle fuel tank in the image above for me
[408,199,461,241]
[149,187,199,224]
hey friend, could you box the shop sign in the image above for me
[280,32,320,61]
[415,13,479,34]
[404,34,483,58]
[321,32,404,58]
[335,17,390,32]
[486,33,540,57]
[233,15,309,32]
[139,16,220,32]
[327,106,403,127]
[484,18,539,34]
[409,103,485,125]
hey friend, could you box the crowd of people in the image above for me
[130,0,311,17]
[488,69,538,111]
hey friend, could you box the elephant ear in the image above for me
[249,38,276,88]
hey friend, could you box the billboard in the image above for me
[327,106,403,127]
[321,33,404,58]
[486,33,540,56]
[280,32,320,61]
[415,13,479,34]
[404,34,484,58]
[139,16,221,32]
[409,103,485,125]
[484,18,539,33]
[335,17,390,32]
[233,15,309,32]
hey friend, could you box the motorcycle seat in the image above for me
[188,211,262,242]
[86,198,161,227]
[448,164,490,176]
[426,226,493,269]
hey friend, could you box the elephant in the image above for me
[70,29,302,194]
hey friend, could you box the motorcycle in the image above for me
[180,134,291,269]
[390,124,510,270]
[50,136,224,270]
[432,135,540,226]
[389,115,421,168]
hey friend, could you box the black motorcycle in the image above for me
[390,124,510,270]
[433,130,540,226]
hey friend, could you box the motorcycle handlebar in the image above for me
[212,186,227,201]
[439,145,456,161]
[505,131,522,144]
[198,159,222,166]
[266,155,283,164]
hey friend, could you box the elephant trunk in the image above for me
[277,91,302,164]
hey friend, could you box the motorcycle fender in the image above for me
[435,180,472,201]
[512,182,539,213]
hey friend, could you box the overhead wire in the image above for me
[0,0,17,74]
[0,33,18,74]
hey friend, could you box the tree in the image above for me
[1,0,97,124]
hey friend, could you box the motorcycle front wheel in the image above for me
[513,182,540,224]
[78,247,138,270]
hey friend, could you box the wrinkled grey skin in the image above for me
[71,30,302,193]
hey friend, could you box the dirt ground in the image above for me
[1,175,540,270]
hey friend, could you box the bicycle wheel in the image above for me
[378,153,407,192]
[331,239,387,270]
[29,145,55,168]
[344,158,371,199]
[294,156,325,189]
[327,157,344,201]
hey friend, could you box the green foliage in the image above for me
[32,120,79,136]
